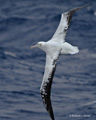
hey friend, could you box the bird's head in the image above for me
[31,41,45,49]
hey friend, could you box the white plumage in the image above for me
[31,5,88,120]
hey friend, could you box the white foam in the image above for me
[94,11,96,16]
[85,101,96,106]
[87,6,92,11]
[81,100,96,107]
[4,51,16,57]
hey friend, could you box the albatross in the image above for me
[31,5,88,120]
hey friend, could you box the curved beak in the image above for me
[30,44,37,49]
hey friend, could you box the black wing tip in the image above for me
[62,5,89,17]
[75,4,90,10]
[40,91,55,120]
[69,4,89,13]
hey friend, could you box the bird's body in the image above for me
[31,5,88,120]
[39,41,79,55]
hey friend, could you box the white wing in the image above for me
[40,50,61,120]
[51,5,88,43]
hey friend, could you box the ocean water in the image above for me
[0,0,96,120]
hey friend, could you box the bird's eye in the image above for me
[39,43,42,46]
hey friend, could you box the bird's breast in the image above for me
[44,42,61,54]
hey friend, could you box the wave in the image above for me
[4,51,16,58]
[0,16,31,26]
[81,100,96,107]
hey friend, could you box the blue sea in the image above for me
[0,0,96,120]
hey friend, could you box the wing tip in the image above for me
[69,4,89,13]
[40,86,55,120]
[40,91,55,120]
[63,4,89,15]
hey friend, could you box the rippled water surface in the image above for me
[0,0,96,120]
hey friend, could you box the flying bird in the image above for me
[31,5,88,120]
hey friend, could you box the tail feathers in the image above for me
[69,46,79,54]
[61,42,79,55]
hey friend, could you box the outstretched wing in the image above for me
[40,50,61,120]
[52,5,88,43]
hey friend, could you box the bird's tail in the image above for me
[61,42,79,55]
[69,46,79,54]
